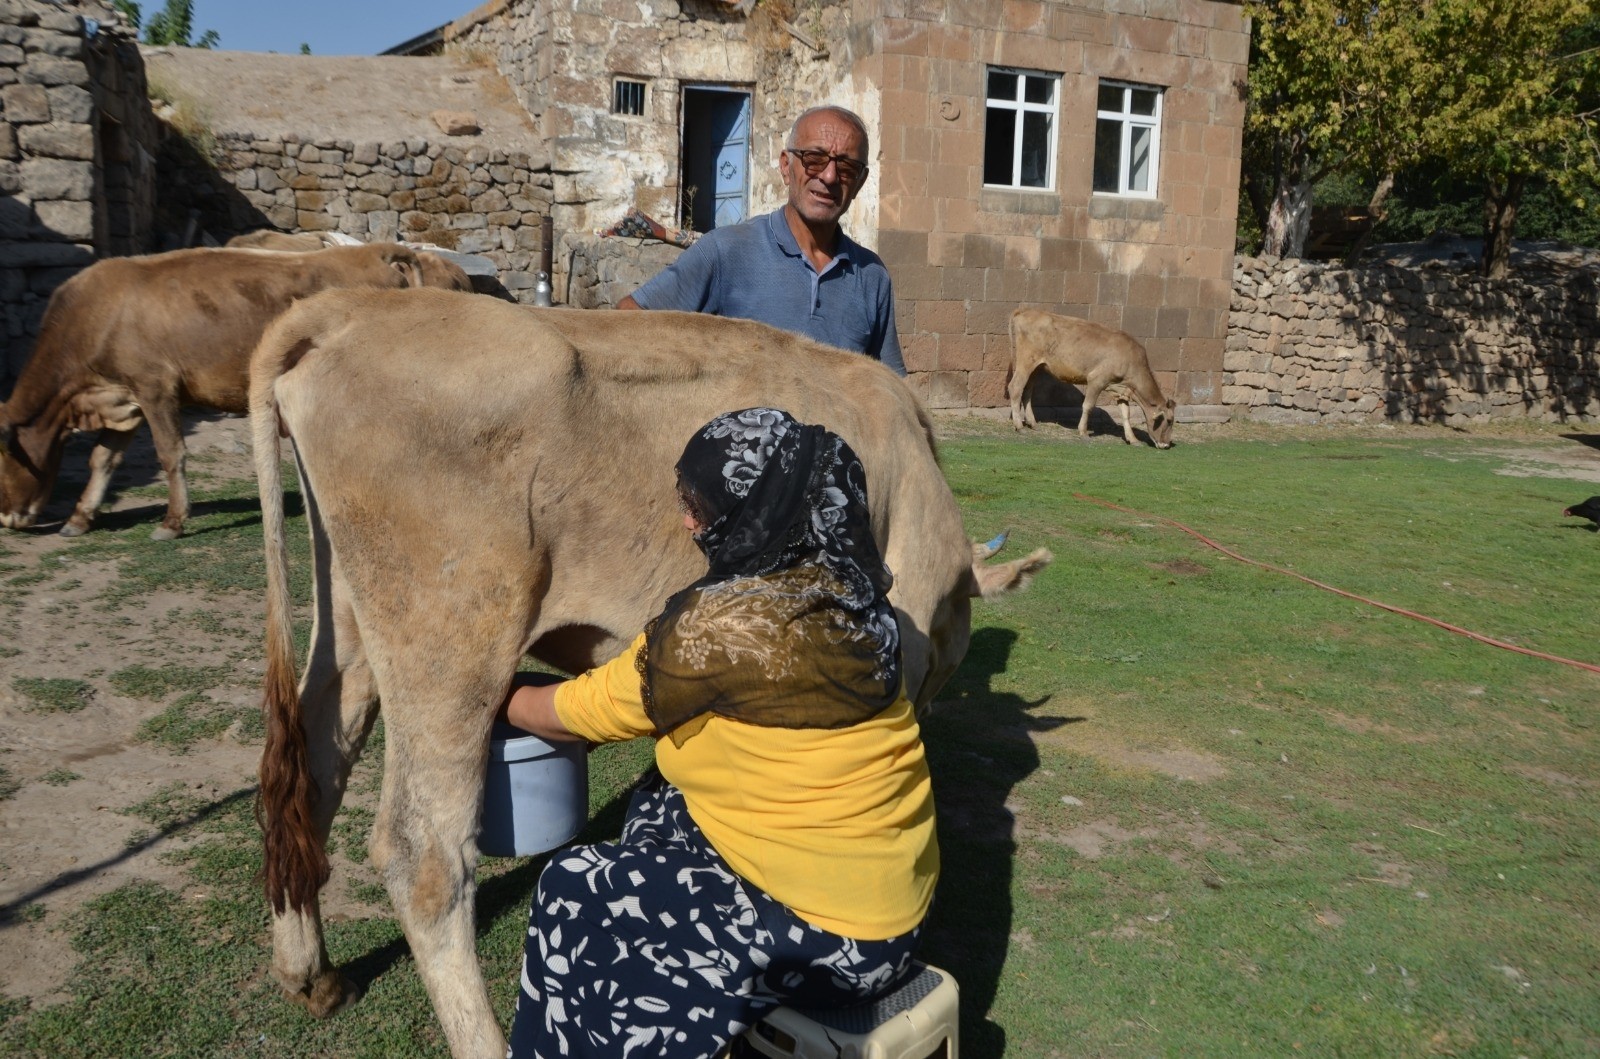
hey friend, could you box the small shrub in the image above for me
[12,677,94,713]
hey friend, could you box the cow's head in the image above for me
[0,408,65,530]
[374,245,426,289]
[1150,399,1176,449]
[416,251,474,292]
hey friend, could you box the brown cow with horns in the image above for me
[249,287,1052,1058]
[0,243,472,539]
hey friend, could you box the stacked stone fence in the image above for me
[158,130,555,300]
[1225,255,1600,426]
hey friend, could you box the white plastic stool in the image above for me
[736,962,959,1059]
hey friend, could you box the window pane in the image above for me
[988,70,1018,101]
[1093,117,1122,192]
[1130,88,1158,116]
[1020,110,1051,187]
[984,107,1017,185]
[1128,124,1152,192]
[1024,75,1053,105]
[1097,83,1123,113]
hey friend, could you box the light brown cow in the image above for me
[0,243,473,539]
[1007,308,1176,448]
[249,288,1052,1059]
[226,230,348,252]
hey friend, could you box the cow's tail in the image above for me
[250,308,328,916]
[1005,309,1020,391]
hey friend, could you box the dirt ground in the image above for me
[1,412,1597,1011]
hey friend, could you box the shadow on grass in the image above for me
[1559,432,1600,451]
[921,627,1083,1059]
[82,493,302,537]
[0,786,257,925]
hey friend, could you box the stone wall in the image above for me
[1224,255,1600,425]
[2,0,157,390]
[160,131,554,300]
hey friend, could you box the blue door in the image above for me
[712,93,750,228]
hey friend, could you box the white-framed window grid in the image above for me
[612,77,647,117]
[982,66,1060,191]
[1093,80,1163,197]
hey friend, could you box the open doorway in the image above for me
[680,87,751,234]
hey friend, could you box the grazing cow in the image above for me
[226,230,349,252]
[0,243,473,539]
[250,288,1052,1059]
[1007,308,1176,448]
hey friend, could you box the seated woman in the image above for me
[500,406,939,1059]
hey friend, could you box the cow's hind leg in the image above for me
[59,426,136,537]
[1007,363,1034,431]
[269,548,381,1017]
[368,666,512,1059]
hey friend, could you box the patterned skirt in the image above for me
[508,775,924,1059]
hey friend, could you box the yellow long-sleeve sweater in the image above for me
[554,634,938,940]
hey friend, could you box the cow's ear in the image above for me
[390,253,425,288]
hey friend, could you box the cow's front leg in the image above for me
[1118,399,1138,445]
[140,396,189,540]
[1077,381,1107,438]
[59,426,138,537]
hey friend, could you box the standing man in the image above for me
[617,105,906,376]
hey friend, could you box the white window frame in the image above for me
[1093,80,1163,198]
[983,66,1060,191]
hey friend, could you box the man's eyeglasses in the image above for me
[785,148,868,183]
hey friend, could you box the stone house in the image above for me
[1,0,159,386]
[425,0,1249,418]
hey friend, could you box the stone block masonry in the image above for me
[161,131,555,301]
[2,0,158,390]
[1225,255,1600,426]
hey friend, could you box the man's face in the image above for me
[780,111,868,229]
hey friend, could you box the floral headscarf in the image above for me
[640,407,901,734]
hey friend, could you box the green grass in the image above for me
[110,664,230,700]
[11,677,95,713]
[1,424,1597,1058]
[40,768,81,787]
[135,692,240,752]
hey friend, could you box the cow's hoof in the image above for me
[150,525,182,542]
[290,970,362,1019]
[58,522,87,538]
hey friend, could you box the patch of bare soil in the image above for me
[0,414,385,1009]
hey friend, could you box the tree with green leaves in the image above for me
[1414,0,1600,278]
[1244,0,1600,275]
[1242,0,1433,259]
[112,0,220,49]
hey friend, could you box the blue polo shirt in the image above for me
[630,209,906,376]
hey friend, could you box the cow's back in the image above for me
[266,288,971,702]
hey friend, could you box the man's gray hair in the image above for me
[786,105,870,159]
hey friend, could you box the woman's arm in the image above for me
[500,674,585,743]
